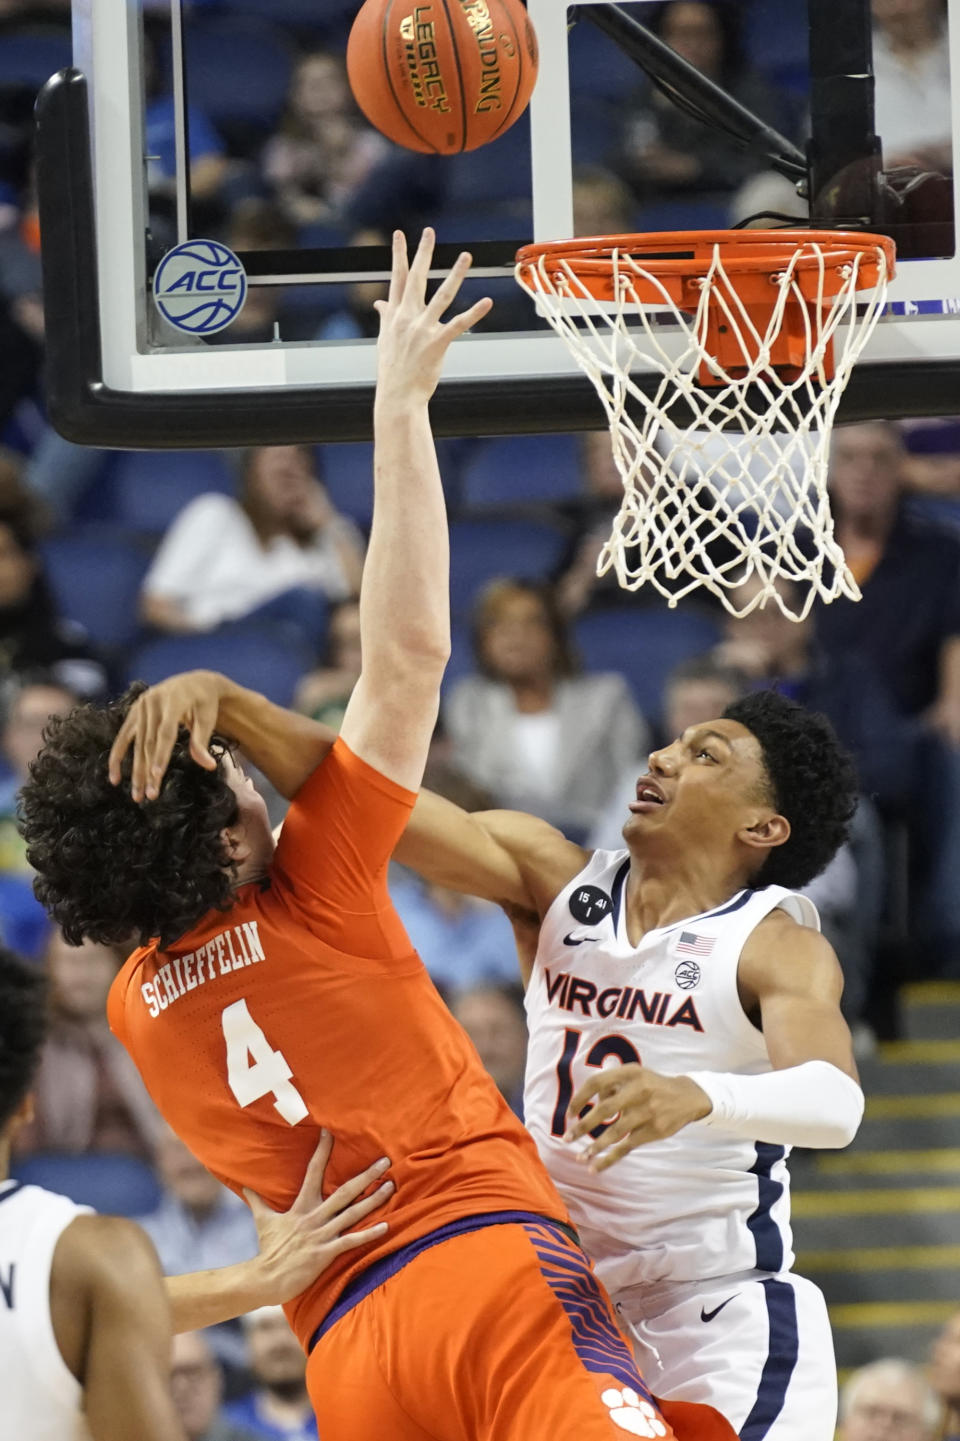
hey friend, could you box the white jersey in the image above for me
[0,1179,91,1441]
[524,849,819,1297]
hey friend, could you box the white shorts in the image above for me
[614,1270,837,1440]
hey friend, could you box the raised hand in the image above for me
[374,227,492,408]
[108,670,225,803]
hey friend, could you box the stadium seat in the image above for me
[11,1152,162,1218]
[181,16,294,141]
[445,119,531,208]
[0,25,72,92]
[316,442,374,527]
[461,435,584,509]
[449,517,569,619]
[40,532,153,652]
[568,16,645,102]
[126,624,314,708]
[106,450,236,534]
[573,605,722,723]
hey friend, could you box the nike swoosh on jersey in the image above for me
[563,932,599,946]
[700,1295,738,1323]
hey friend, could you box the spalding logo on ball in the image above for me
[348,0,538,154]
[152,239,247,336]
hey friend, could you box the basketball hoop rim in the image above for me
[515,228,897,290]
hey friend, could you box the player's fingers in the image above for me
[130,698,160,803]
[241,1186,274,1221]
[567,1073,618,1122]
[108,712,138,786]
[290,1128,333,1210]
[386,229,408,308]
[187,701,218,772]
[320,1178,394,1236]
[328,1220,389,1253]
[144,712,181,801]
[404,226,435,308]
[318,1155,392,1219]
[442,295,494,340]
[590,1132,644,1173]
[580,1113,632,1163]
[423,250,473,322]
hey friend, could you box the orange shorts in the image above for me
[306,1213,736,1441]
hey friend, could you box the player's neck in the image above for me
[622,857,743,945]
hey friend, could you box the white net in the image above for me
[515,236,893,621]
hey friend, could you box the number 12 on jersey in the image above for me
[222,999,309,1126]
[551,1027,641,1138]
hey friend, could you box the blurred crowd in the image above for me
[0,0,956,1428]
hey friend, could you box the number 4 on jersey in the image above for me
[222,999,309,1126]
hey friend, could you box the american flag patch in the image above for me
[676,931,715,956]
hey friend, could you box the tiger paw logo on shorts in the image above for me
[601,1386,668,1437]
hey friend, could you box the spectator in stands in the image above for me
[817,421,960,969]
[143,31,228,225]
[293,598,362,729]
[390,761,519,992]
[872,0,952,173]
[444,578,647,842]
[314,228,389,342]
[555,430,741,616]
[900,419,960,526]
[208,200,295,346]
[571,166,634,237]
[718,571,913,813]
[0,674,77,958]
[224,1307,317,1441]
[448,983,528,1118]
[262,51,389,229]
[140,444,364,646]
[0,170,43,430]
[930,1310,960,1440]
[13,927,161,1158]
[171,1331,258,1441]
[614,1,790,207]
[139,1126,259,1372]
[0,506,107,695]
[838,1357,942,1440]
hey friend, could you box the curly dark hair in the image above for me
[0,947,48,1133]
[723,689,858,890]
[19,684,240,949]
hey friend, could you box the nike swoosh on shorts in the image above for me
[563,933,598,946]
[700,1294,738,1323]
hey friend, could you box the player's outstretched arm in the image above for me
[164,1131,392,1331]
[49,1214,187,1441]
[339,228,491,792]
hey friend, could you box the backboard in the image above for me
[35,0,960,446]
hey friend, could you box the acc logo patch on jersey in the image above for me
[568,885,612,926]
[674,958,701,990]
[153,239,247,335]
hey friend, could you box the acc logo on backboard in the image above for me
[152,239,247,336]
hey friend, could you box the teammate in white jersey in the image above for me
[0,946,393,1441]
[94,675,863,1439]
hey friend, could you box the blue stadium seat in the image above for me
[41,532,152,651]
[11,1153,162,1218]
[182,16,294,138]
[0,27,72,91]
[743,0,809,95]
[445,118,532,208]
[106,450,236,534]
[449,517,568,619]
[573,605,722,722]
[127,624,314,708]
[568,17,645,102]
[461,435,584,509]
[316,443,374,527]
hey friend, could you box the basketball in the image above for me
[346,0,538,155]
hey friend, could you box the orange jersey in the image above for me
[108,738,567,1350]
